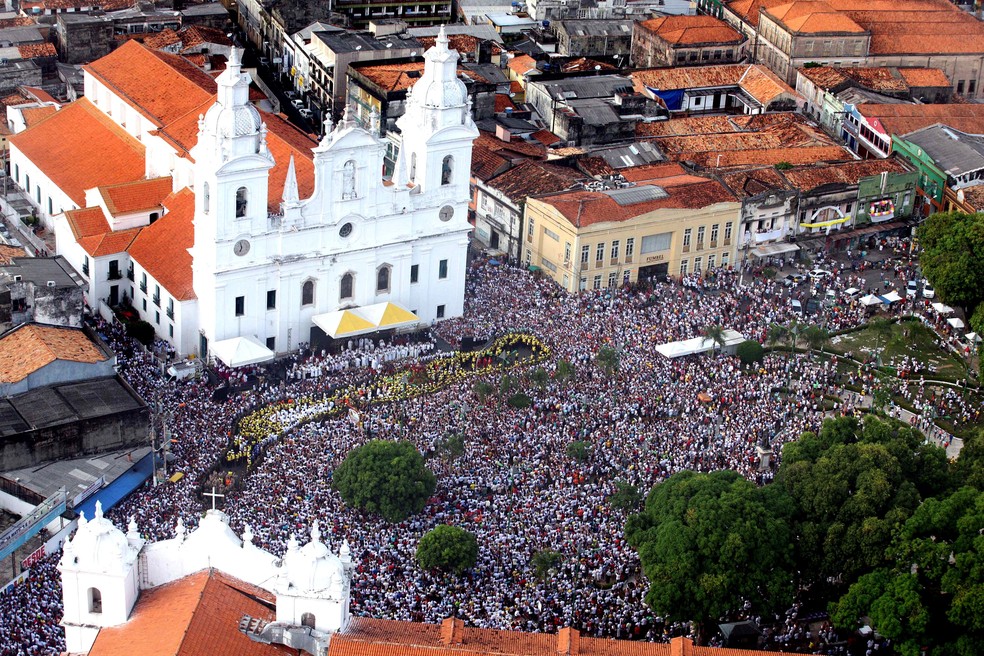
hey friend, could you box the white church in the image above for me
[8,29,478,363]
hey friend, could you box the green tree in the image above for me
[332,440,436,523]
[566,440,591,462]
[626,470,795,641]
[918,210,984,318]
[609,480,643,510]
[801,324,829,356]
[595,346,620,377]
[735,340,765,366]
[473,380,494,403]
[703,324,727,356]
[766,322,788,348]
[416,525,479,574]
[530,367,549,389]
[554,359,575,382]
[499,373,516,398]
[531,549,563,580]
[506,392,532,409]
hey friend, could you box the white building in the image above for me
[9,29,478,362]
[59,501,352,654]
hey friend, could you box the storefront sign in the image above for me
[645,254,665,263]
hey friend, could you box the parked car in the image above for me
[258,56,270,68]
[298,108,313,120]
[291,99,304,110]
[922,280,935,299]
[808,268,832,279]
[906,280,919,298]
[783,273,807,287]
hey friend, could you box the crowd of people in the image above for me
[0,254,976,655]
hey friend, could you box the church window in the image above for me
[87,588,102,614]
[339,222,353,238]
[267,290,276,310]
[376,266,390,293]
[409,153,417,183]
[235,296,245,316]
[441,155,453,185]
[235,187,248,218]
[342,160,356,199]
[410,264,419,284]
[438,259,448,279]
[340,273,354,299]
[436,304,446,319]
[301,613,316,629]
[301,280,314,306]
[203,182,210,214]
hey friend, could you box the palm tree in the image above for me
[703,324,727,356]
[869,316,894,365]
[766,323,789,348]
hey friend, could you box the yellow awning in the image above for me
[800,217,850,228]
[312,310,377,338]
[357,302,420,328]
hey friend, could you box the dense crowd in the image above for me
[0,253,975,655]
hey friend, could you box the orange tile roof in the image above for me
[763,1,866,34]
[620,162,689,182]
[65,206,143,257]
[470,144,510,181]
[958,184,984,211]
[262,113,317,212]
[0,244,27,264]
[475,130,546,159]
[127,188,196,301]
[0,16,36,28]
[99,176,173,215]
[486,159,582,203]
[179,25,233,51]
[89,569,281,656]
[21,105,56,127]
[824,0,984,55]
[721,166,792,198]
[561,58,618,73]
[65,206,110,240]
[857,103,984,136]
[536,176,736,228]
[142,28,182,50]
[898,67,951,88]
[353,60,489,94]
[726,0,791,28]
[779,157,908,191]
[417,33,500,56]
[530,128,561,146]
[8,98,146,206]
[494,94,515,113]
[0,324,107,383]
[507,54,537,76]
[632,64,797,107]
[83,41,216,129]
[21,87,59,104]
[16,42,56,59]
[637,15,744,45]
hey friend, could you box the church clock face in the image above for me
[439,205,454,222]
[233,239,250,256]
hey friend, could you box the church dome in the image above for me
[283,521,346,594]
[66,502,129,572]
[202,102,262,139]
[407,25,468,109]
[181,509,242,554]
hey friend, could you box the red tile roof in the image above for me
[620,162,689,182]
[537,176,736,228]
[637,15,745,45]
[65,206,143,257]
[16,42,57,59]
[720,166,792,198]
[857,103,984,136]
[99,176,173,215]
[561,58,618,73]
[897,67,951,88]
[632,64,797,108]
[494,94,515,113]
[0,244,27,264]
[486,160,583,204]
[779,157,909,191]
[21,105,56,127]
[763,1,866,34]
[726,0,791,28]
[530,129,561,146]
[83,40,216,129]
[470,144,510,181]
[9,98,146,206]
[0,324,107,383]
[89,569,281,656]
[475,130,546,159]
[507,54,537,76]
[127,188,196,301]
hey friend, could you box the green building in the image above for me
[855,170,920,225]
[892,136,947,214]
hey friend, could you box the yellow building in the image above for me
[523,166,741,292]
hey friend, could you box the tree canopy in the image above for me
[625,470,795,638]
[918,211,984,317]
[332,439,436,523]
[416,525,479,574]
[735,340,764,366]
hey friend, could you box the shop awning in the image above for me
[800,217,850,229]
[828,220,907,241]
[749,242,799,257]
[312,309,377,339]
[212,335,275,367]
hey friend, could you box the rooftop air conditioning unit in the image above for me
[13,275,22,281]
[47,280,56,287]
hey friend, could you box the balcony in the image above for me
[81,264,89,276]
[126,269,134,281]
[153,295,161,307]
[107,271,122,281]
[140,282,147,293]
[166,308,174,320]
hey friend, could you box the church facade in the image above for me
[9,30,477,360]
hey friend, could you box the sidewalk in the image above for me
[833,390,963,458]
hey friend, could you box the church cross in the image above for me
[204,487,224,511]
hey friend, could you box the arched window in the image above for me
[376,266,390,293]
[88,588,102,614]
[203,182,210,214]
[301,280,314,306]
[301,612,316,629]
[235,187,248,218]
[409,153,417,183]
[441,155,453,185]
[342,160,356,199]
[340,273,353,299]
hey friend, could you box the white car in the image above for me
[808,268,832,279]
[298,108,313,120]
[922,280,935,299]
[906,280,919,298]
[291,99,304,110]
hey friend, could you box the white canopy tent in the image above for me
[965,332,982,344]
[654,329,745,359]
[932,302,954,315]
[947,317,965,330]
[312,302,421,339]
[212,336,275,367]
[881,291,903,304]
[860,294,883,306]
